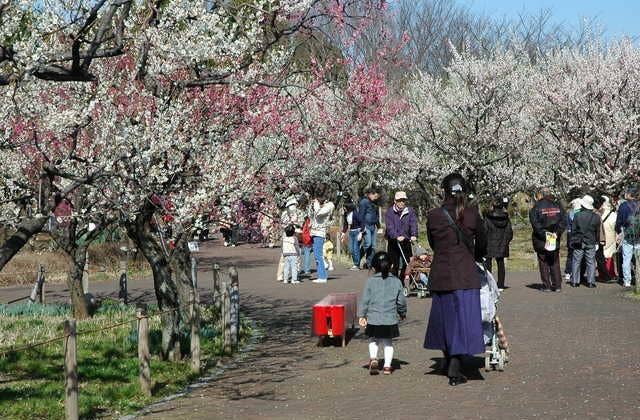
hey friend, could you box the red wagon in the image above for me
[312,292,358,347]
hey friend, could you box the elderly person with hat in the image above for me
[569,195,601,288]
[385,191,418,284]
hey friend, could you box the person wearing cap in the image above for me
[385,191,418,283]
[569,195,601,288]
[564,198,583,282]
[615,185,640,289]
[529,187,567,292]
[484,197,513,290]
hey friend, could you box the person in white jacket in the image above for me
[309,191,335,283]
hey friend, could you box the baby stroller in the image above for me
[397,242,431,299]
[480,263,509,371]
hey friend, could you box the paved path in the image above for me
[2,242,640,419]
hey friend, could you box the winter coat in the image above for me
[529,198,566,254]
[309,201,335,238]
[426,199,487,291]
[281,235,300,256]
[385,205,418,239]
[342,210,364,233]
[358,197,379,227]
[484,209,513,258]
[599,206,617,258]
[615,200,639,235]
[572,209,601,248]
[358,273,407,325]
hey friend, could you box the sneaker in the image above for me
[224,241,229,247]
[312,278,327,284]
[291,280,301,284]
[383,366,393,375]
[349,265,360,271]
[498,288,504,292]
[564,273,570,282]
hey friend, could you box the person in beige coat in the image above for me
[599,196,618,280]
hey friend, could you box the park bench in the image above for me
[312,292,358,347]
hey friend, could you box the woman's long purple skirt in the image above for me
[424,289,485,356]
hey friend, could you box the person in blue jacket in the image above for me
[359,187,381,269]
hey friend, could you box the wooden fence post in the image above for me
[64,319,78,420]
[635,249,640,295]
[212,263,220,307]
[222,282,232,354]
[39,265,45,304]
[82,250,89,293]
[190,290,201,373]
[137,307,151,396]
[119,258,128,305]
[29,265,45,304]
[229,266,239,349]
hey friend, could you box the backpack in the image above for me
[625,202,640,244]
[301,217,312,246]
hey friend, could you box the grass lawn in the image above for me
[0,300,251,419]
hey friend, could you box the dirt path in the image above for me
[3,242,640,419]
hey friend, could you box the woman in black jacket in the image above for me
[484,198,514,289]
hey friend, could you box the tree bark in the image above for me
[126,201,181,360]
[67,245,90,320]
[0,215,48,271]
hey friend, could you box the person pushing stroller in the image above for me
[385,191,418,284]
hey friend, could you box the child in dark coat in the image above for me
[484,198,513,289]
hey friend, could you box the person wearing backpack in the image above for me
[615,185,640,289]
[529,187,567,292]
[570,195,601,288]
[341,202,364,271]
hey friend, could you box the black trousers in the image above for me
[220,226,238,245]
[537,250,562,290]
[486,257,506,289]
[387,238,413,285]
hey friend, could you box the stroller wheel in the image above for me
[402,287,409,297]
[484,353,492,372]
[497,349,506,371]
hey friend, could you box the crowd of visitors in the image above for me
[212,177,639,387]
[528,185,640,291]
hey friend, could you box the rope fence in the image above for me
[0,262,240,420]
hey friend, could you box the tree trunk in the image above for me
[67,246,90,320]
[0,215,48,271]
[126,203,181,360]
[169,239,196,326]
